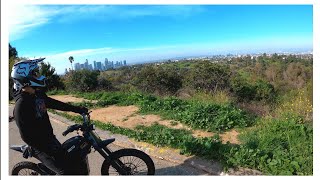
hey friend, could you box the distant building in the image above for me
[94,61,97,70]
[96,62,102,70]
[85,59,89,69]
[74,63,80,70]
[72,58,127,72]
[105,58,108,68]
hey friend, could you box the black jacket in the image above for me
[13,90,81,153]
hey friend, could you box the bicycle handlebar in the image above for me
[62,124,82,136]
[62,111,92,136]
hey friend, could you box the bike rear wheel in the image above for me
[11,161,43,175]
[101,149,155,175]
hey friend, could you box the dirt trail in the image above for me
[50,95,240,144]
[49,95,98,103]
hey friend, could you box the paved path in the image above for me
[9,105,223,175]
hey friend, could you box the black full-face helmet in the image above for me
[11,58,46,91]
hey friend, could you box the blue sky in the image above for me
[9,5,313,74]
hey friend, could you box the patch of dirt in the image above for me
[220,129,240,144]
[52,95,240,144]
[49,95,97,103]
[89,106,239,144]
[90,105,140,128]
[192,130,215,138]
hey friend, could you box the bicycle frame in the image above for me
[79,113,129,175]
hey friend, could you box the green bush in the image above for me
[138,96,254,131]
[136,65,183,95]
[254,80,276,102]
[231,73,276,103]
[74,91,105,100]
[97,75,113,90]
[65,70,99,92]
[135,123,193,148]
[226,117,313,175]
[47,89,68,95]
[230,75,256,101]
[187,61,231,92]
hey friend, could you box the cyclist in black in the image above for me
[11,58,88,175]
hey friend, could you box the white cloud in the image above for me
[42,45,181,61]
[55,5,206,22]
[8,5,60,41]
[46,47,115,58]
[9,5,206,41]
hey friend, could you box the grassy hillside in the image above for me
[46,54,312,175]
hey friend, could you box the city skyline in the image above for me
[70,58,127,73]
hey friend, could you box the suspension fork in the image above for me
[95,146,128,175]
[86,130,128,175]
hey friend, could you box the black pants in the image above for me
[32,137,67,175]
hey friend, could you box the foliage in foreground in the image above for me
[50,110,313,175]
[226,116,313,175]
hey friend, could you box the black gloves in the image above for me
[74,106,88,114]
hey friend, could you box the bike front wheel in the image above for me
[101,148,155,175]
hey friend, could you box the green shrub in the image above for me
[69,101,96,109]
[136,65,183,95]
[65,70,99,92]
[187,61,231,93]
[138,96,254,132]
[226,117,313,175]
[47,89,68,95]
[135,123,193,148]
[254,80,276,102]
[231,74,276,103]
[74,91,106,100]
[230,75,256,101]
[97,75,114,90]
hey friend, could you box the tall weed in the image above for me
[275,86,312,122]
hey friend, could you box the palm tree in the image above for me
[68,56,74,71]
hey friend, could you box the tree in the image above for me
[65,69,99,92]
[230,75,256,102]
[253,62,264,77]
[39,62,65,91]
[97,75,113,91]
[283,62,308,89]
[136,65,183,95]
[9,43,18,58]
[9,44,18,100]
[265,62,281,84]
[68,56,74,71]
[188,61,231,93]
